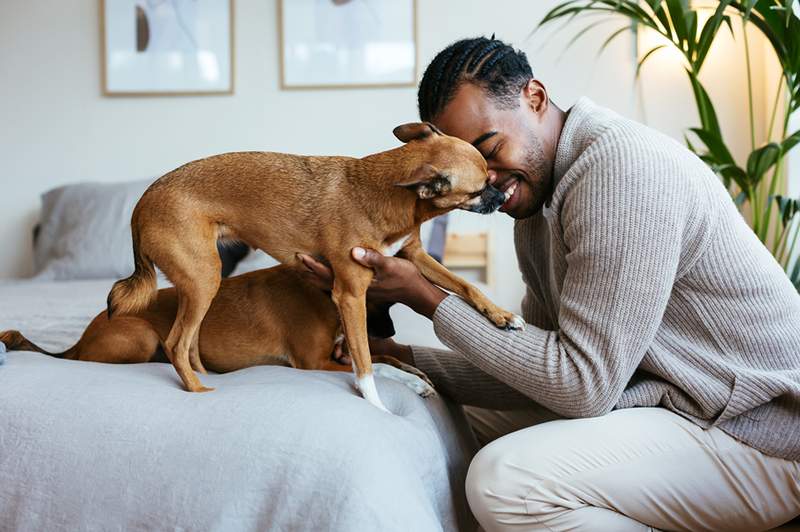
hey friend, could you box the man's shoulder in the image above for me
[566,98,697,165]
[555,101,718,212]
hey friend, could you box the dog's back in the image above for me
[5,265,343,372]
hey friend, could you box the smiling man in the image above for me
[301,36,800,531]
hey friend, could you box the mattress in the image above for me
[0,278,478,531]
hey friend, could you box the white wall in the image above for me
[790,113,800,197]
[789,112,800,270]
[0,0,761,311]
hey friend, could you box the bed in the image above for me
[0,277,479,531]
[0,179,480,531]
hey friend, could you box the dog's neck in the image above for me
[351,146,431,234]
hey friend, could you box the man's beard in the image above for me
[518,136,552,217]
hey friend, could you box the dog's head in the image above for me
[393,122,505,215]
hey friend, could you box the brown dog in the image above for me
[106,122,523,412]
[0,265,435,396]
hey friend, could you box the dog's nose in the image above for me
[483,185,506,210]
[465,185,506,214]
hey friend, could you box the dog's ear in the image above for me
[395,163,451,199]
[393,122,443,143]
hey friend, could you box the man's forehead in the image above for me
[433,83,496,143]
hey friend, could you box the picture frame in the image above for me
[278,0,417,90]
[100,0,235,96]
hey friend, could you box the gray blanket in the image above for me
[0,279,478,531]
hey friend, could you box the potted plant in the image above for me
[538,0,800,290]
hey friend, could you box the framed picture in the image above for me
[100,0,234,96]
[278,0,417,89]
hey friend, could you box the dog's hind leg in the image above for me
[188,333,207,374]
[158,234,221,393]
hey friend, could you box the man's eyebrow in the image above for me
[472,131,497,148]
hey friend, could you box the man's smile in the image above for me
[494,173,526,212]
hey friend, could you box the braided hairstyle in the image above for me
[418,36,533,122]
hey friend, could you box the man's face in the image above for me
[432,82,554,219]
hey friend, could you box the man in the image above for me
[301,36,800,531]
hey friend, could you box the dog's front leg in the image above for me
[400,242,524,330]
[331,262,391,412]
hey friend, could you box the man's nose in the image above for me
[487,169,499,185]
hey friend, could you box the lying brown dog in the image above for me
[106,122,522,411]
[1,265,435,397]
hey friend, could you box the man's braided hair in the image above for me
[417,35,533,122]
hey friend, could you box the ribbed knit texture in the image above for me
[412,98,800,460]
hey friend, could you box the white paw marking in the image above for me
[373,363,436,398]
[381,234,411,257]
[334,334,344,346]
[510,314,526,330]
[352,360,390,412]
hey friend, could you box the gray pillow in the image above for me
[34,179,153,280]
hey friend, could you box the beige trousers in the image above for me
[463,406,800,531]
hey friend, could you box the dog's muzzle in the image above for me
[463,185,506,214]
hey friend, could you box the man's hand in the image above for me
[333,336,415,367]
[298,247,447,319]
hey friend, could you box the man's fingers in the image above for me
[352,247,385,268]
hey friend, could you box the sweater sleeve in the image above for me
[408,262,555,409]
[409,345,536,409]
[428,153,688,418]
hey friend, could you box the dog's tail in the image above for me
[0,330,77,359]
[107,226,157,318]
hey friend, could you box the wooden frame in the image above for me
[443,232,494,287]
[100,0,235,97]
[277,0,418,90]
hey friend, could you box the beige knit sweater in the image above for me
[412,98,800,461]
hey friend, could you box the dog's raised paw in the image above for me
[506,314,526,331]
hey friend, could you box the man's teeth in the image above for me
[504,180,519,201]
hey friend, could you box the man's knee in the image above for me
[465,443,504,525]
[466,425,590,530]
[466,439,556,529]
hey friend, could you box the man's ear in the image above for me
[525,79,548,114]
[395,163,451,199]
[393,122,444,143]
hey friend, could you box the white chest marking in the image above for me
[382,234,412,257]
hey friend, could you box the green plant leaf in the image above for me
[665,0,690,51]
[686,10,699,59]
[746,142,782,186]
[687,73,723,139]
[790,257,800,291]
[635,44,668,78]
[695,1,733,69]
[734,190,749,206]
[774,195,800,227]
[646,0,675,39]
[783,129,800,155]
[688,127,736,165]
[597,25,634,57]
[559,17,616,57]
